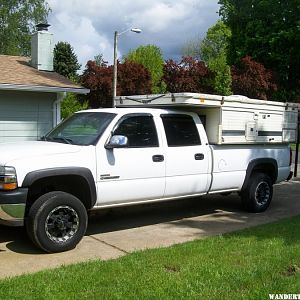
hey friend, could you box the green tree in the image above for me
[61,93,88,119]
[53,42,81,80]
[208,56,232,95]
[219,0,300,101]
[125,45,166,94]
[200,20,232,95]
[53,42,85,117]
[182,21,232,95]
[200,21,231,62]
[0,0,50,56]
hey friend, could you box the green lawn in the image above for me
[1,216,300,299]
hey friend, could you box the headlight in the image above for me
[0,166,18,190]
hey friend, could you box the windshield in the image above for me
[44,112,116,146]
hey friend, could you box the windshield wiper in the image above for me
[45,136,74,145]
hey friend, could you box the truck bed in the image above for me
[208,144,290,193]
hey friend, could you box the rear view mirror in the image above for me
[105,135,128,149]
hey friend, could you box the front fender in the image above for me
[22,167,97,208]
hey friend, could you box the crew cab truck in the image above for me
[0,93,297,253]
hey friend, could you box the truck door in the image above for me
[95,113,165,205]
[160,113,210,197]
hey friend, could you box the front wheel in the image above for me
[26,191,88,253]
[241,173,273,213]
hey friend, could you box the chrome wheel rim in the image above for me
[255,181,270,206]
[45,206,79,243]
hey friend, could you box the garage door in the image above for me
[0,92,54,143]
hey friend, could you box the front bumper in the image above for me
[0,188,28,226]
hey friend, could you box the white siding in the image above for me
[0,91,55,143]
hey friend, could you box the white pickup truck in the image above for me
[0,93,296,252]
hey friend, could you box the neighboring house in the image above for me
[0,24,89,143]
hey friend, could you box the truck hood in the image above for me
[0,141,82,165]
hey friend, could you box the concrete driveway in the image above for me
[0,178,300,279]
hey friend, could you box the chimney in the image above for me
[31,23,54,71]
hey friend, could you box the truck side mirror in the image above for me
[105,135,129,149]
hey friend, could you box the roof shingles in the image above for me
[0,55,86,92]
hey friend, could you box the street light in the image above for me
[112,28,142,107]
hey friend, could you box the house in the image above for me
[0,24,89,143]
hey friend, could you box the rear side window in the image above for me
[114,115,159,147]
[161,114,201,147]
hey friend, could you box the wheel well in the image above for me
[251,164,277,183]
[25,175,93,215]
[242,159,278,192]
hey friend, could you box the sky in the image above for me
[47,0,220,70]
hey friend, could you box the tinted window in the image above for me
[161,114,201,146]
[114,115,159,147]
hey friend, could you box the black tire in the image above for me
[25,191,88,253]
[241,173,273,213]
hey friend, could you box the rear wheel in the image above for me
[26,191,88,253]
[241,173,273,213]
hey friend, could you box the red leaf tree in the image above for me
[231,56,277,100]
[162,56,215,93]
[81,60,151,108]
[80,61,113,108]
[118,60,151,96]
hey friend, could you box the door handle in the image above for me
[195,153,204,160]
[152,155,164,162]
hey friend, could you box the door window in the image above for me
[113,115,159,147]
[161,114,201,146]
